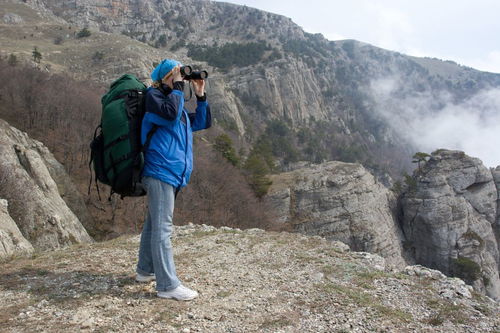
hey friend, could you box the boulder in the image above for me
[401,150,500,300]
[0,199,33,258]
[266,161,407,267]
[0,119,93,253]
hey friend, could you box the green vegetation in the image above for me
[261,120,300,164]
[391,180,403,194]
[282,34,329,61]
[341,40,356,57]
[76,27,91,38]
[412,152,430,169]
[404,173,417,192]
[461,230,484,248]
[8,54,18,66]
[155,34,167,48]
[243,151,273,198]
[187,41,272,69]
[259,315,295,330]
[169,39,186,52]
[319,282,412,322]
[425,299,470,326]
[214,134,240,166]
[452,257,481,284]
[32,47,42,63]
[92,51,105,62]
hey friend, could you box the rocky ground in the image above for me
[0,224,498,333]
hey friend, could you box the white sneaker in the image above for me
[157,285,199,301]
[135,273,156,282]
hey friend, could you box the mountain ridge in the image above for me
[5,0,500,179]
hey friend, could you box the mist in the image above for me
[370,78,500,168]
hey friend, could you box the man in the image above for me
[135,59,211,301]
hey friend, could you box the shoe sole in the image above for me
[157,293,198,301]
[135,276,156,283]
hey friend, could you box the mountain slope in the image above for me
[1,224,498,332]
[4,0,500,177]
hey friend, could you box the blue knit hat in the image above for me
[151,58,182,82]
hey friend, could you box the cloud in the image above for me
[362,3,419,55]
[467,50,500,74]
[370,78,500,167]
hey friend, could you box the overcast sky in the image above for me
[219,0,500,74]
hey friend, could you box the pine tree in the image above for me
[412,152,430,170]
[8,54,18,66]
[32,47,42,63]
[214,134,240,167]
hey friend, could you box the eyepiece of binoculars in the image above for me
[180,65,208,80]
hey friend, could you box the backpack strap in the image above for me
[143,124,159,152]
[130,124,160,198]
[88,125,103,201]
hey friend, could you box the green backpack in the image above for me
[89,74,158,199]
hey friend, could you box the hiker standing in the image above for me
[135,59,211,300]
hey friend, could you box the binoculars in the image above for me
[180,65,208,80]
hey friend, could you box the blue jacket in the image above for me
[141,83,211,188]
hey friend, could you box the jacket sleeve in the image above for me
[146,85,184,123]
[188,97,212,132]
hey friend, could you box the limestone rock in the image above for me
[0,199,34,258]
[401,150,500,300]
[0,119,93,253]
[492,166,500,253]
[3,13,23,24]
[265,161,406,267]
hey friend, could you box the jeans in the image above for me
[136,177,180,291]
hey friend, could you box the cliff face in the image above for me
[400,150,500,300]
[266,151,500,300]
[492,167,500,249]
[265,161,407,267]
[0,119,93,257]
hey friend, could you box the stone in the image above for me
[0,120,93,253]
[3,13,23,24]
[401,150,500,300]
[265,161,406,267]
[0,199,34,258]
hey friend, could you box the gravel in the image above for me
[0,223,498,332]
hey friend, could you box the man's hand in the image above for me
[192,79,205,97]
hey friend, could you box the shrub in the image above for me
[54,36,64,45]
[404,173,417,192]
[187,41,270,69]
[155,34,167,48]
[243,153,273,198]
[452,257,481,283]
[170,39,186,52]
[92,51,105,62]
[32,47,42,63]
[214,133,240,166]
[76,28,91,38]
[8,54,18,66]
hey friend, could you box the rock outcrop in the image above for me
[1,224,498,332]
[0,119,93,256]
[492,166,500,250]
[400,150,500,300]
[265,161,407,267]
[0,199,33,258]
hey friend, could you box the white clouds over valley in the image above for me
[370,78,500,167]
